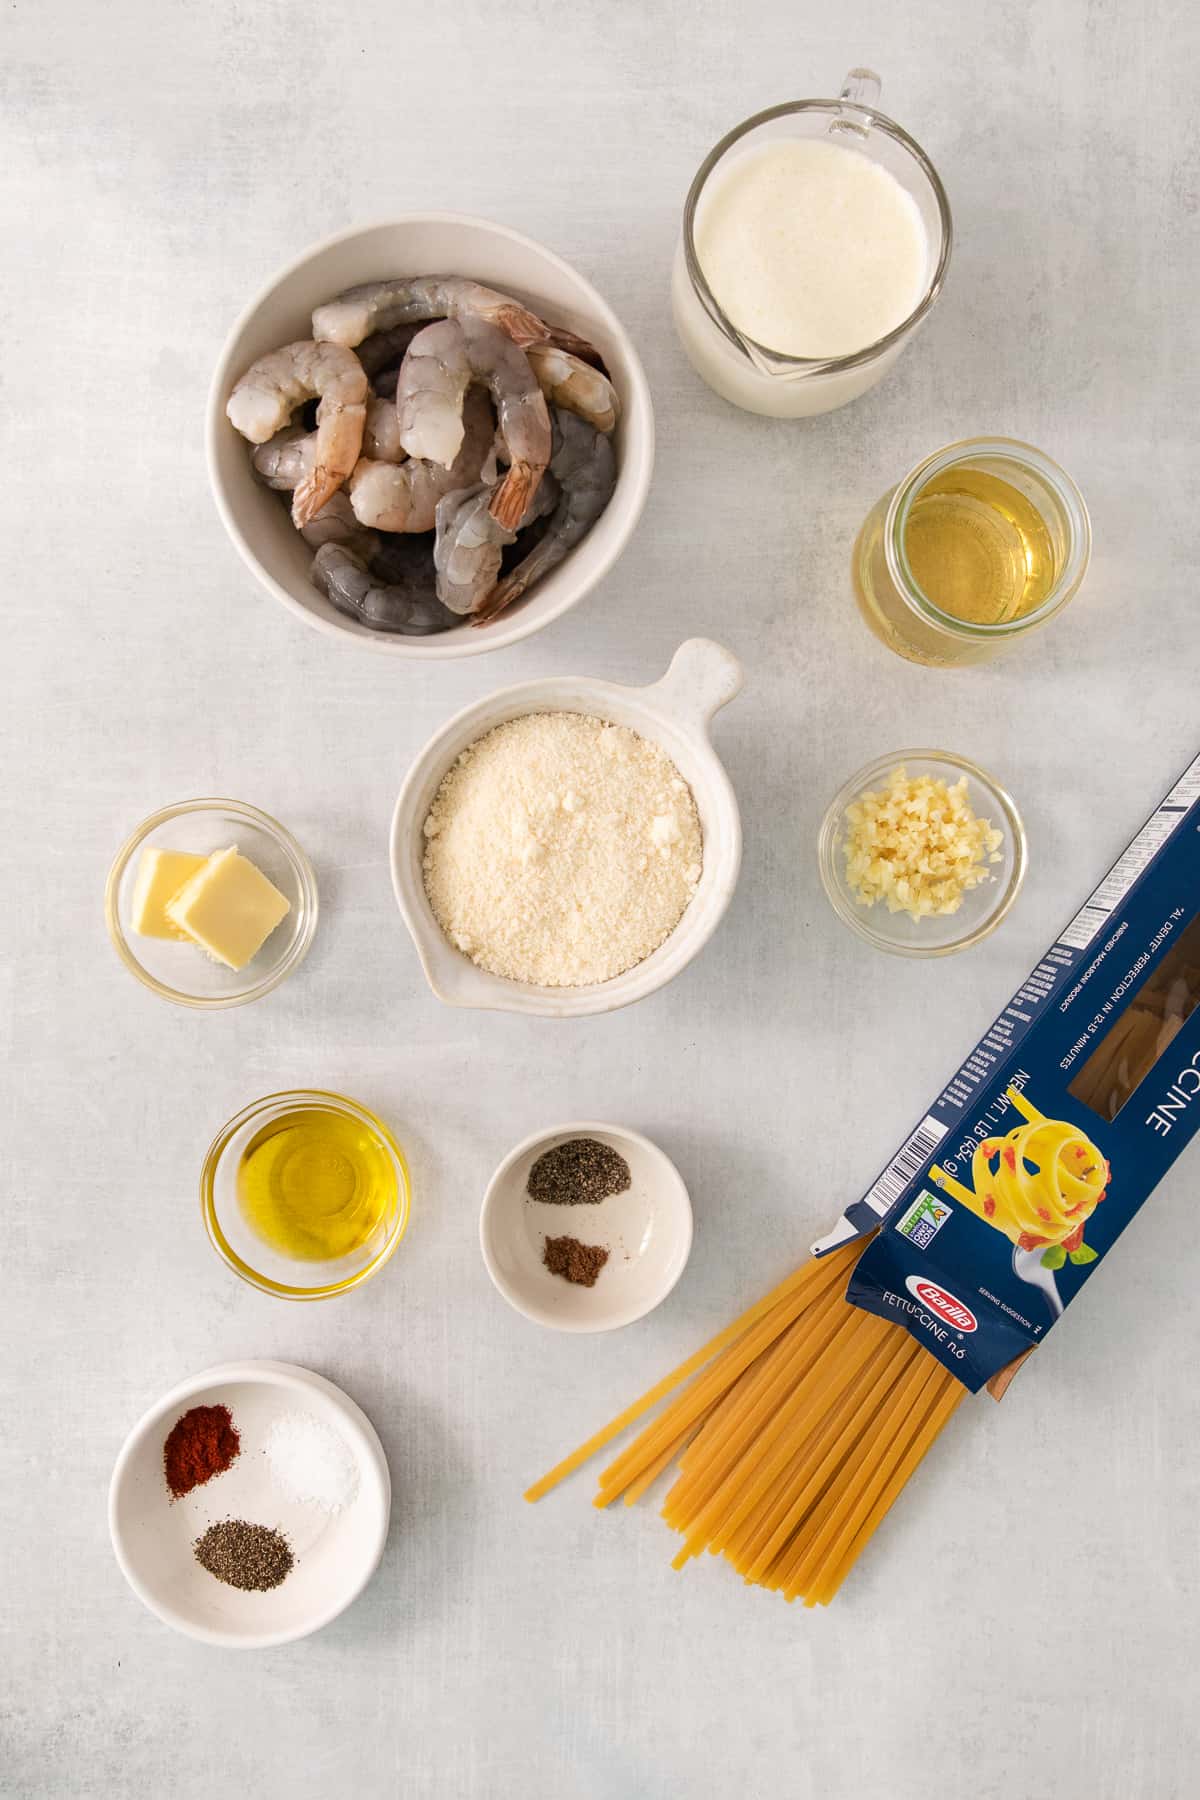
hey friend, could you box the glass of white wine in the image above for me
[853,437,1091,667]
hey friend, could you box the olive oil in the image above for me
[236,1107,396,1262]
[902,467,1058,626]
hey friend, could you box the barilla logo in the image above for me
[904,1276,977,1333]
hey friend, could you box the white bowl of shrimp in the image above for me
[389,639,744,1018]
[207,215,654,658]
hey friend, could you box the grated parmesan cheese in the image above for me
[422,712,703,987]
[842,764,1003,921]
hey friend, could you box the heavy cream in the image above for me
[693,137,929,360]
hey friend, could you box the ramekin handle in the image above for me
[649,639,744,728]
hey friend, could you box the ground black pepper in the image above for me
[527,1137,631,1206]
[543,1234,610,1287]
[193,1520,294,1592]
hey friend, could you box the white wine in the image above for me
[854,444,1084,668]
[903,466,1058,626]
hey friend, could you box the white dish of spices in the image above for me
[480,1122,694,1331]
[108,1360,390,1649]
[390,638,743,1017]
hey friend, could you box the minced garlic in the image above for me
[841,764,1003,921]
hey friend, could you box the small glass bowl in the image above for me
[105,799,318,1008]
[818,749,1026,957]
[201,1090,411,1300]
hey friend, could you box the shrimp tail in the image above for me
[470,569,530,626]
[490,301,564,350]
[291,467,341,529]
[543,325,605,366]
[489,307,602,367]
[488,461,540,529]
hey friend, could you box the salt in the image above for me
[264,1411,360,1513]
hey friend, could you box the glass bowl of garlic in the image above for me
[817,749,1026,957]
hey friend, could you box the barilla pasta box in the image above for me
[813,753,1200,1395]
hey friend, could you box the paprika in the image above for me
[163,1403,241,1498]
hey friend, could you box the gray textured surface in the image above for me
[4,2,1199,1795]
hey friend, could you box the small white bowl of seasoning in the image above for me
[108,1360,390,1648]
[480,1123,693,1332]
[390,638,743,1017]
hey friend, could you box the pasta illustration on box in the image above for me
[930,1087,1107,1269]
[528,753,1200,1606]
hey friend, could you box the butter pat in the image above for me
[130,848,208,939]
[165,846,291,970]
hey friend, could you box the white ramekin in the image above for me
[389,639,743,1016]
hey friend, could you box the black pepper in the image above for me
[193,1520,294,1592]
[528,1137,631,1206]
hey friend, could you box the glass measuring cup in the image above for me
[670,71,952,417]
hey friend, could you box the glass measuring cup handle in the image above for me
[831,68,882,139]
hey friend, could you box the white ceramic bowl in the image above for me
[109,1361,390,1649]
[206,214,654,658]
[480,1122,693,1331]
[390,638,743,1016]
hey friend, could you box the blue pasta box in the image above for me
[814,753,1200,1397]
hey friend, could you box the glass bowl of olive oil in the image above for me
[201,1091,411,1299]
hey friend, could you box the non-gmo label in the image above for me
[904,1276,978,1333]
[895,1189,952,1250]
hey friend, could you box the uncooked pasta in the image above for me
[526,1237,966,1606]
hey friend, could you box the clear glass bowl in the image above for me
[105,799,318,1008]
[853,437,1092,667]
[818,749,1026,957]
[201,1090,411,1300]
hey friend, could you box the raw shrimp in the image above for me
[311,542,456,636]
[362,396,405,463]
[473,408,616,625]
[251,424,312,491]
[254,398,403,489]
[312,275,600,363]
[350,387,494,533]
[433,475,558,615]
[356,324,426,400]
[396,319,551,529]
[526,346,620,434]
[251,427,379,556]
[226,340,367,528]
[300,492,379,560]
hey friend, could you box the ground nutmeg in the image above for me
[543,1234,610,1287]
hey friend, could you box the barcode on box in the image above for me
[1059,759,1200,952]
[862,1116,949,1219]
